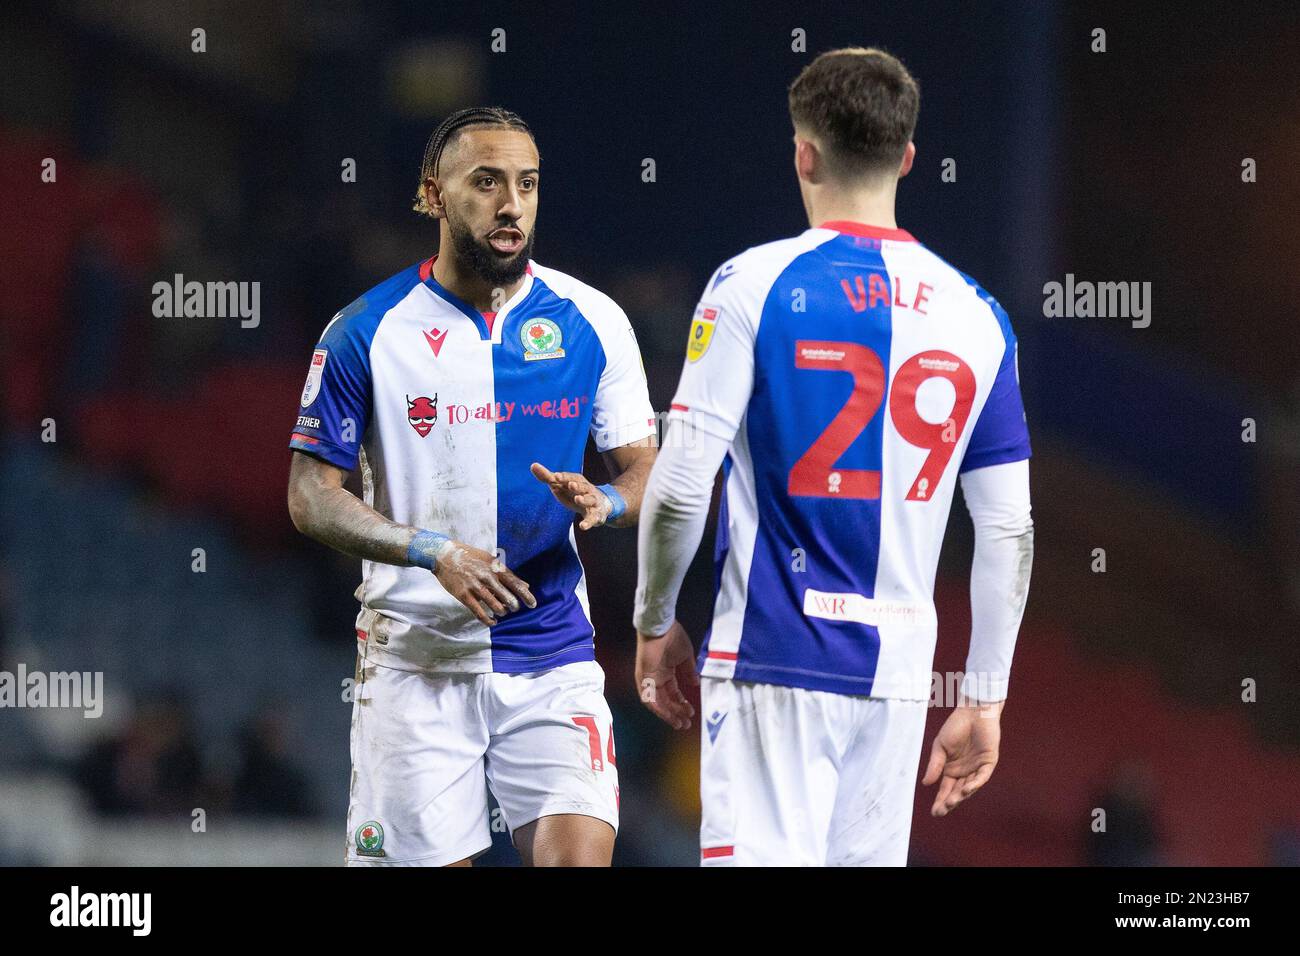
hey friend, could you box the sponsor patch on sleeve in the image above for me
[686,305,719,363]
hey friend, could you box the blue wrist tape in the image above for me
[407,530,451,571]
[596,483,627,523]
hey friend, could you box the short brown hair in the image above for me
[788,47,920,180]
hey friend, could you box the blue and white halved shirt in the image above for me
[670,222,1031,699]
[291,256,655,673]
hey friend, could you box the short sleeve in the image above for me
[961,305,1031,473]
[289,301,374,471]
[667,263,759,444]
[589,308,657,452]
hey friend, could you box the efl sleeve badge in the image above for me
[300,348,328,407]
[686,306,719,363]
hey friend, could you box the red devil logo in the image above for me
[406,394,438,437]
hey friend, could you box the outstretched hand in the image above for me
[530,462,612,530]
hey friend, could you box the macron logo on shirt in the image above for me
[711,262,737,290]
[424,327,448,358]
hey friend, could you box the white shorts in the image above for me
[345,656,619,866]
[699,678,928,866]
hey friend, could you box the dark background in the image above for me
[1,0,1297,865]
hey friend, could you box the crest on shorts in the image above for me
[355,820,386,857]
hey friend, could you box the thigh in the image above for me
[512,813,615,867]
[346,655,492,867]
[484,661,619,859]
[827,697,929,867]
[699,678,847,866]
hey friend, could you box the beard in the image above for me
[446,209,535,287]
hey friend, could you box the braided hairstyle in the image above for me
[412,106,534,217]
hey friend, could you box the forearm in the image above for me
[959,460,1034,702]
[601,454,655,528]
[291,476,433,569]
[633,423,728,635]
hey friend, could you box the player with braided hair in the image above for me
[288,107,657,866]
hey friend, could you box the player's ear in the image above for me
[423,177,446,218]
[898,141,916,179]
[794,137,819,183]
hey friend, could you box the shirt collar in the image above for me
[818,220,916,242]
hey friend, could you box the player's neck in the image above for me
[804,185,899,232]
[431,253,526,312]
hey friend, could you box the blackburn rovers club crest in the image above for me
[355,821,386,857]
[521,318,565,361]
